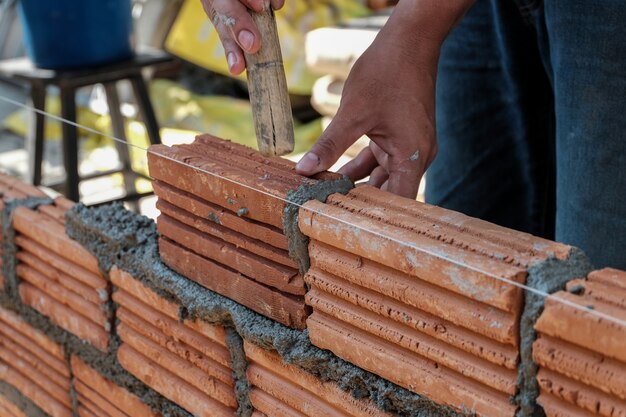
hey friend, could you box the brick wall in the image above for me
[0,135,623,417]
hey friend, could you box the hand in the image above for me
[295,0,475,199]
[200,0,285,75]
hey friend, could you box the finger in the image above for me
[386,158,422,199]
[270,0,285,9]
[296,111,364,176]
[368,166,389,188]
[240,0,266,13]
[211,0,262,54]
[337,146,378,181]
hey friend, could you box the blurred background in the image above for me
[0,0,409,218]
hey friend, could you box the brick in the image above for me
[248,388,307,417]
[12,207,100,275]
[534,291,626,362]
[117,307,233,382]
[17,264,108,328]
[157,213,304,295]
[117,323,237,408]
[306,246,519,347]
[37,205,68,224]
[0,394,29,417]
[537,394,596,417]
[532,335,626,400]
[304,287,517,394]
[537,369,626,417]
[71,355,161,417]
[0,174,47,198]
[0,335,69,390]
[77,394,110,417]
[245,341,394,417]
[78,405,102,417]
[15,236,107,291]
[75,381,132,417]
[0,361,71,417]
[0,321,68,378]
[117,344,235,417]
[307,312,516,417]
[0,306,65,362]
[52,196,75,211]
[16,251,103,304]
[153,180,288,251]
[110,268,227,346]
[588,268,626,290]
[159,237,308,329]
[19,283,109,352]
[566,278,626,309]
[157,199,296,269]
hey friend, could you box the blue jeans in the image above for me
[426,0,626,269]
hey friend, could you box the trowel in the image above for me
[244,6,295,156]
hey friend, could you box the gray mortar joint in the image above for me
[66,202,469,417]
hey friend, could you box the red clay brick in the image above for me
[537,394,596,417]
[75,381,132,417]
[117,344,235,417]
[245,341,395,417]
[53,196,75,211]
[0,336,69,390]
[533,335,626,400]
[113,293,229,365]
[588,268,626,290]
[0,394,29,417]
[248,388,307,417]
[37,205,68,224]
[71,355,161,417]
[117,307,233,383]
[0,174,47,198]
[537,368,626,417]
[159,237,308,329]
[0,306,66,363]
[157,214,304,295]
[306,246,519,347]
[110,268,227,347]
[299,200,526,313]
[16,252,102,305]
[12,207,100,275]
[17,264,108,328]
[15,236,107,291]
[0,360,71,417]
[304,287,517,394]
[77,394,109,417]
[117,323,237,408]
[157,200,296,269]
[153,180,288,251]
[307,312,516,417]
[0,321,68,378]
[534,291,626,362]
[19,283,109,352]
[566,278,626,309]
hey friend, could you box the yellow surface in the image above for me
[165,0,370,95]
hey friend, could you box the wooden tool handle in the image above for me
[245,7,295,156]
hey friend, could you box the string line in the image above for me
[1,94,624,328]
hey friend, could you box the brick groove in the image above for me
[0,134,622,417]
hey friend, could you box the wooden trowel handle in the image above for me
[245,7,295,157]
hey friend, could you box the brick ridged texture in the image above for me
[70,355,162,417]
[147,134,349,329]
[244,341,395,417]
[0,174,48,289]
[298,185,590,417]
[111,266,238,417]
[12,199,111,352]
[0,305,72,417]
[533,268,626,417]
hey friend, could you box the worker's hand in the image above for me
[200,0,285,75]
[295,0,474,199]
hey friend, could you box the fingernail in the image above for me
[227,52,237,71]
[238,30,255,52]
[296,153,321,173]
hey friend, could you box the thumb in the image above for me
[296,113,363,176]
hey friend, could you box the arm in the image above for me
[295,0,476,198]
[200,0,285,74]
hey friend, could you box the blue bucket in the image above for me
[18,0,134,69]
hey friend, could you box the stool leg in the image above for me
[103,82,135,197]
[130,74,161,145]
[26,84,46,186]
[60,87,80,202]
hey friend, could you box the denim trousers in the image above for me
[425,0,626,269]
